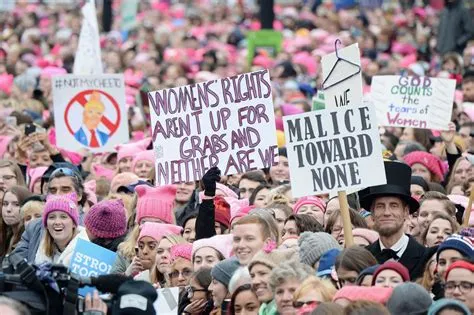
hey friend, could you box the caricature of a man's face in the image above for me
[83,92,105,130]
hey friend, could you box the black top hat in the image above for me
[359,161,419,214]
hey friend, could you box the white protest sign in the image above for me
[148,70,278,185]
[284,103,386,198]
[154,287,179,315]
[370,75,456,130]
[73,0,103,75]
[52,74,129,153]
[322,43,363,109]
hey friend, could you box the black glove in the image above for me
[202,167,221,197]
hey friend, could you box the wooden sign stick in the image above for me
[462,185,474,228]
[338,191,354,247]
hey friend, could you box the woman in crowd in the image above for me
[436,235,474,282]
[268,148,290,186]
[372,261,410,288]
[325,209,368,244]
[292,196,326,226]
[265,198,293,237]
[447,157,473,188]
[0,160,26,199]
[230,284,261,315]
[292,276,336,313]
[404,151,445,184]
[209,258,241,313]
[335,246,378,288]
[131,150,154,178]
[192,234,233,271]
[20,198,44,226]
[444,260,474,314]
[421,212,459,247]
[0,186,31,258]
[418,192,457,232]
[249,184,271,208]
[183,268,214,315]
[281,214,323,240]
[169,243,194,288]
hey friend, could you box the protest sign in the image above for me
[69,238,117,296]
[120,0,139,31]
[283,103,386,198]
[247,30,282,68]
[154,288,179,315]
[322,43,363,109]
[52,74,129,153]
[370,75,456,130]
[73,0,103,75]
[148,70,278,185]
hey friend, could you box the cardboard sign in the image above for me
[247,30,282,68]
[284,103,386,197]
[370,75,456,130]
[73,0,103,75]
[69,238,117,296]
[121,0,139,31]
[154,287,179,315]
[322,43,363,109]
[52,74,129,153]
[148,70,278,185]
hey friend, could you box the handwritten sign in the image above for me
[154,288,179,315]
[370,75,456,130]
[283,103,386,197]
[148,70,278,185]
[52,74,129,153]
[322,43,363,109]
[69,238,117,296]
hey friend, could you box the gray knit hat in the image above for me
[387,282,432,315]
[211,257,240,288]
[298,232,342,267]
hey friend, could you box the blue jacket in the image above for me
[12,219,44,264]
[74,127,109,147]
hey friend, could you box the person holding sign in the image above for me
[74,91,110,148]
[361,161,437,280]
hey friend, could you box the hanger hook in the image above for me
[334,39,342,59]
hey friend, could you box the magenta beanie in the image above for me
[403,151,445,182]
[135,185,177,224]
[293,196,326,214]
[43,193,79,227]
[84,199,127,239]
[138,222,183,242]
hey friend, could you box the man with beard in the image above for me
[360,161,436,280]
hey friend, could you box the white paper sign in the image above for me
[52,74,129,153]
[370,75,456,130]
[154,287,179,315]
[322,43,363,109]
[284,103,386,197]
[148,70,278,185]
[73,0,103,75]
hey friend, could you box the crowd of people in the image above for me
[1,0,474,315]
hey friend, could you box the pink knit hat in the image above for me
[333,286,393,304]
[352,228,379,244]
[43,193,79,227]
[115,138,151,162]
[0,136,13,158]
[84,180,98,206]
[281,104,305,116]
[28,166,48,192]
[403,151,445,182]
[131,150,155,171]
[92,164,115,181]
[40,66,66,79]
[135,185,177,224]
[171,243,193,262]
[192,234,234,259]
[138,222,183,242]
[231,205,256,224]
[199,183,238,201]
[293,196,326,214]
[84,199,127,239]
[110,172,139,193]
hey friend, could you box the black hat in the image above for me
[359,161,419,214]
[112,280,157,315]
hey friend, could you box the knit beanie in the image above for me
[135,185,177,224]
[42,193,79,227]
[332,286,393,304]
[171,243,193,262]
[403,151,445,182]
[216,183,238,199]
[248,248,298,271]
[316,248,341,277]
[131,150,155,171]
[293,196,326,214]
[84,199,127,239]
[28,166,48,192]
[372,261,410,284]
[214,196,230,229]
[211,257,240,288]
[437,234,474,261]
[411,176,429,192]
[445,260,474,280]
[115,138,151,162]
[110,172,139,193]
[352,228,379,244]
[298,232,342,267]
[192,234,233,259]
[387,282,432,315]
[428,299,471,315]
[138,222,183,242]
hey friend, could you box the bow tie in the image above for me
[378,248,399,263]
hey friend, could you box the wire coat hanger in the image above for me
[322,39,362,90]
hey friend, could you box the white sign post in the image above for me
[148,70,278,185]
[52,74,129,153]
[370,75,456,130]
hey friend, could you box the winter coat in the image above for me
[437,0,474,54]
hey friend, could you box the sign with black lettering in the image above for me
[148,70,278,185]
[283,103,386,197]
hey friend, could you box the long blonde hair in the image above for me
[43,226,77,257]
[117,225,140,260]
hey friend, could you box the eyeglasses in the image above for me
[293,300,319,309]
[186,286,208,298]
[445,281,474,294]
[169,269,193,279]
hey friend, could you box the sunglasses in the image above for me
[293,300,319,309]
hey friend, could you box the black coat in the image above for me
[366,236,437,281]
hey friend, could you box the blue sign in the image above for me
[69,238,117,296]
